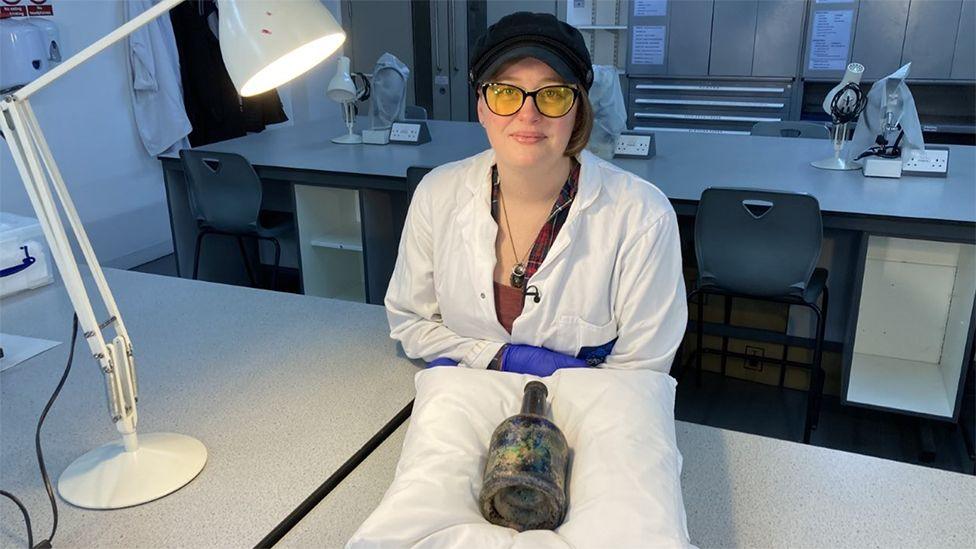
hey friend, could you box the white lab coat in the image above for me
[385,149,688,372]
[125,0,191,156]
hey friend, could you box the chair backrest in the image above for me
[404,105,428,120]
[695,188,822,298]
[179,150,263,233]
[751,121,829,139]
[406,166,432,202]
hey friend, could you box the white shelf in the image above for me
[846,353,953,418]
[294,185,366,303]
[310,234,362,252]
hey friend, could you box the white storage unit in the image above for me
[294,185,366,303]
[0,212,54,299]
[843,236,976,420]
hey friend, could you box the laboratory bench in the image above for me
[2,270,974,547]
[159,117,976,425]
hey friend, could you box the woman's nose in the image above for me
[516,95,542,122]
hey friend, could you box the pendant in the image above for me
[510,263,526,289]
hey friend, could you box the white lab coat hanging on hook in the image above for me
[368,53,410,130]
[848,63,924,162]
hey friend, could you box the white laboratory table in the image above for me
[2,271,974,548]
[281,421,976,549]
[0,269,418,547]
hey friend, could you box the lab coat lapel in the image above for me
[457,152,502,329]
[528,151,602,280]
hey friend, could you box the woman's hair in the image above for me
[564,89,593,157]
[478,57,595,158]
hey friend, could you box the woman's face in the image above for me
[477,57,578,169]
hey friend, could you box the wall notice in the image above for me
[631,25,666,66]
[808,9,853,71]
[634,0,667,17]
[1,0,54,18]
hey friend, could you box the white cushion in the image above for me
[348,367,692,548]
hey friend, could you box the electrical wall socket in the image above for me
[613,133,656,159]
[902,147,949,177]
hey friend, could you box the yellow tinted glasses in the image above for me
[481,83,580,118]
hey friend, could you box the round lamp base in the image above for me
[58,432,207,509]
[811,156,860,171]
[332,133,362,144]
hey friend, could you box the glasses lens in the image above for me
[485,84,525,116]
[535,86,577,117]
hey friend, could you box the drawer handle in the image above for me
[635,112,782,122]
[635,98,785,108]
[635,84,785,93]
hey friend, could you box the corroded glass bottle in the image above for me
[479,381,569,531]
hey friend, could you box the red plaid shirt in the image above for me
[490,161,580,281]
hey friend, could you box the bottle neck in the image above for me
[520,381,548,416]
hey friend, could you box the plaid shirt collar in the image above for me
[490,161,580,281]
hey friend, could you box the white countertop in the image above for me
[0,270,418,547]
[283,421,976,548]
[3,271,973,548]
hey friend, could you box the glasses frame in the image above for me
[480,82,580,118]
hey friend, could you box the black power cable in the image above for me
[1,314,79,549]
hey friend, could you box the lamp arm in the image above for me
[13,0,185,101]
[1,98,136,434]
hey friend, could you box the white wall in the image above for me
[0,0,343,270]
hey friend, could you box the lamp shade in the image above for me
[218,0,346,97]
[326,56,357,102]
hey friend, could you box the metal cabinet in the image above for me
[850,0,911,80]
[628,77,794,135]
[709,0,759,77]
[805,0,974,82]
[952,0,976,80]
[902,0,964,79]
[628,0,803,78]
[752,0,807,78]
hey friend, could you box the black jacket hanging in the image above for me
[169,0,287,147]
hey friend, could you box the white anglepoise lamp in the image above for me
[812,62,866,171]
[327,56,365,144]
[0,0,344,510]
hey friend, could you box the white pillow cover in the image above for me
[348,367,692,548]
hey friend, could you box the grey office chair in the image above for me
[404,105,428,120]
[179,150,293,290]
[751,121,829,139]
[687,187,829,444]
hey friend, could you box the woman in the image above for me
[385,12,686,376]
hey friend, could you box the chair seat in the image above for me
[255,210,294,238]
[696,267,828,306]
[198,210,293,238]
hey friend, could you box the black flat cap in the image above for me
[469,12,593,91]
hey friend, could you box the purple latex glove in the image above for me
[427,357,459,368]
[500,344,589,377]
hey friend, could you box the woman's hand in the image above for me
[501,345,589,377]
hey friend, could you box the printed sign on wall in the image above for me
[1,0,54,18]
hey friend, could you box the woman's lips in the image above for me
[510,132,546,144]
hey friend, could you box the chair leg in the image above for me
[269,237,281,291]
[236,236,257,287]
[720,295,732,376]
[695,290,705,388]
[803,300,825,444]
[779,305,790,387]
[812,287,829,430]
[192,230,209,280]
